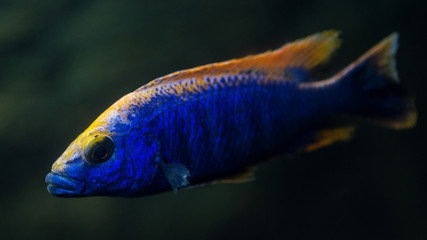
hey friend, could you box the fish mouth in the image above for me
[45,172,83,197]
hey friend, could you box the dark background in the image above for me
[1,0,426,239]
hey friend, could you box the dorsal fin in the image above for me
[137,30,341,91]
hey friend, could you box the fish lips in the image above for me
[45,172,84,197]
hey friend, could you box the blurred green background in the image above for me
[1,0,426,239]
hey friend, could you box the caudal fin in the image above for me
[337,33,416,129]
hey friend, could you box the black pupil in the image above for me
[93,146,108,160]
[85,135,114,164]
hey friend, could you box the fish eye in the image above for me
[84,135,115,164]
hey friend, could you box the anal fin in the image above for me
[213,166,256,184]
[302,126,356,152]
[183,167,256,191]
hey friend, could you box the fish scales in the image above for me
[100,73,344,194]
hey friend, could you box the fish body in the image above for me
[46,31,416,197]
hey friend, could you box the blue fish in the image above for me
[46,31,416,197]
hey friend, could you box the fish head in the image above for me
[45,124,160,197]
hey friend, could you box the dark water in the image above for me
[1,0,426,239]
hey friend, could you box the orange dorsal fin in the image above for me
[138,30,341,91]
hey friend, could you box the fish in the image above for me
[45,30,416,197]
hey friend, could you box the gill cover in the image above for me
[124,129,161,194]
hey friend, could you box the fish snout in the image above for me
[52,152,80,172]
[45,172,84,197]
[52,161,61,172]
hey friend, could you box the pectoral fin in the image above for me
[160,161,190,193]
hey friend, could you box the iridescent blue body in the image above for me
[45,31,416,197]
[138,75,342,195]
